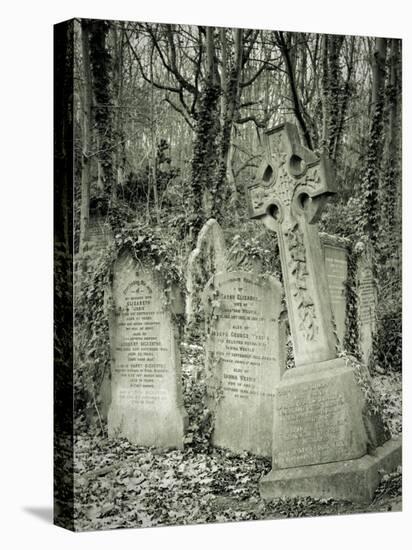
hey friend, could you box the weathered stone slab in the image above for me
[321,234,378,363]
[85,214,113,251]
[272,359,368,469]
[186,219,227,324]
[203,271,285,457]
[108,253,186,449]
[357,240,378,365]
[260,437,402,503]
[321,234,350,345]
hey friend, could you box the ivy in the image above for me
[359,90,387,246]
[225,224,282,278]
[189,83,221,236]
[88,19,114,197]
[339,351,391,448]
[74,219,183,421]
[343,240,361,359]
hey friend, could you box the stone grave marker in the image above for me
[186,218,227,324]
[320,233,377,363]
[82,213,113,421]
[247,122,401,503]
[357,240,378,365]
[108,252,187,449]
[83,213,113,254]
[321,233,350,346]
[203,271,285,457]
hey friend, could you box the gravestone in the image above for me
[85,214,113,251]
[321,233,350,345]
[186,218,227,324]
[356,239,378,365]
[108,252,187,449]
[82,214,114,422]
[247,122,401,503]
[321,234,377,363]
[203,271,285,456]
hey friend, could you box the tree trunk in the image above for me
[80,21,92,249]
[379,38,401,267]
[333,36,355,162]
[150,58,160,225]
[360,37,387,244]
[321,34,345,161]
[112,22,127,192]
[276,31,313,150]
[189,26,220,237]
[212,28,243,219]
[89,20,114,203]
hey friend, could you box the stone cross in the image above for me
[247,122,337,367]
[251,123,400,504]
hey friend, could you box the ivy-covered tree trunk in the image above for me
[332,36,355,163]
[80,21,92,249]
[89,20,115,200]
[359,37,387,246]
[189,27,221,238]
[377,38,402,302]
[380,39,401,241]
[321,34,349,164]
[112,22,127,189]
[212,28,243,221]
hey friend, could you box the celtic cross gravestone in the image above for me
[247,122,401,502]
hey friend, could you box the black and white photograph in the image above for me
[1,2,409,548]
[54,15,402,531]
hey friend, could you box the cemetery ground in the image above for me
[73,342,402,531]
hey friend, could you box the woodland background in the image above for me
[74,19,401,376]
[0,0,409,546]
[68,19,402,529]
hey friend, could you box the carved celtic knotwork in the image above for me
[247,122,336,222]
[284,222,318,341]
[248,122,338,367]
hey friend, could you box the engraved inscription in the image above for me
[324,245,348,342]
[108,256,186,449]
[112,272,171,411]
[205,271,284,456]
[209,275,278,401]
[274,382,350,468]
[358,269,376,324]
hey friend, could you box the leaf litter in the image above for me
[73,344,402,531]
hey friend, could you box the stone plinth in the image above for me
[260,437,401,503]
[272,360,370,469]
[260,357,401,503]
[204,271,285,456]
[108,253,187,449]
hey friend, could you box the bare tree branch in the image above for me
[124,31,181,93]
[241,63,267,88]
[164,97,195,130]
[275,30,314,150]
[165,26,198,94]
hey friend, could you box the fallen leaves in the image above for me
[72,343,402,531]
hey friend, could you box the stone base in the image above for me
[108,406,187,450]
[271,358,388,470]
[260,438,402,504]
